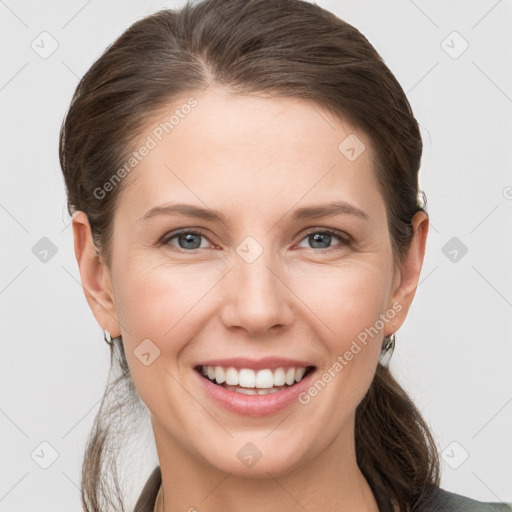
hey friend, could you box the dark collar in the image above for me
[133,466,512,512]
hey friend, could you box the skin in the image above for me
[73,86,428,512]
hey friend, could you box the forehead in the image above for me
[115,87,385,225]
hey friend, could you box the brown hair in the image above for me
[59,0,440,510]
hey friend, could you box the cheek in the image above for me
[112,261,226,363]
[290,260,391,348]
[112,262,218,418]
[287,263,391,457]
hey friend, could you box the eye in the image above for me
[297,229,351,251]
[161,228,351,253]
[162,230,212,251]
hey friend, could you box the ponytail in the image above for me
[356,364,441,511]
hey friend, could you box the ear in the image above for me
[72,211,121,337]
[385,211,429,335]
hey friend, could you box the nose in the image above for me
[219,249,294,337]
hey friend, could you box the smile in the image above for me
[196,365,315,395]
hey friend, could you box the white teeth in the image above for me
[200,365,311,388]
[273,367,286,386]
[224,385,284,395]
[214,366,226,384]
[255,369,274,388]
[239,369,256,388]
[235,387,258,395]
[294,367,306,383]
[285,368,296,386]
[225,367,239,386]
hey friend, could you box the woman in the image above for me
[59,0,511,510]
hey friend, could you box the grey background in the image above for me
[1,0,511,510]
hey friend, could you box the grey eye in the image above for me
[166,231,209,250]
[297,230,345,250]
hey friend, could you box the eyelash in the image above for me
[160,228,352,253]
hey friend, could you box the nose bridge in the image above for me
[220,236,292,335]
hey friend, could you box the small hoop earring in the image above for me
[379,333,395,367]
[104,329,113,345]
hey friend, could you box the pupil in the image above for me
[310,232,331,249]
[179,233,201,249]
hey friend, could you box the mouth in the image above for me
[194,364,316,395]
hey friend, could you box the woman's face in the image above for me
[77,86,425,477]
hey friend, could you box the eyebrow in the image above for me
[139,201,370,223]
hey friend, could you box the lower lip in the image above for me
[194,368,316,417]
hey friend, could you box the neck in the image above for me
[152,415,380,512]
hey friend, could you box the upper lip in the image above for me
[194,357,315,371]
